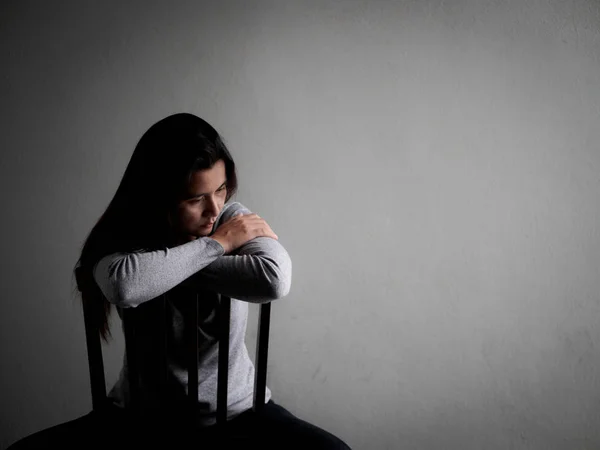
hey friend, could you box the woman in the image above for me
[66,113,350,449]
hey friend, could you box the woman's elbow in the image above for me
[266,254,292,300]
[268,273,291,300]
[111,284,143,308]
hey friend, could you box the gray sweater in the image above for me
[92,201,292,426]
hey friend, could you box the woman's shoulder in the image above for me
[217,201,252,224]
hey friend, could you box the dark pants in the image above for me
[7,400,351,449]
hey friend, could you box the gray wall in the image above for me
[2,1,599,448]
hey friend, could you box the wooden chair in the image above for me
[6,266,272,448]
[76,265,272,423]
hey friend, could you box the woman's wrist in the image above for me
[210,235,230,254]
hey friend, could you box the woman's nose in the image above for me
[205,196,219,215]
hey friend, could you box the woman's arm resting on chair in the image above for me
[92,201,291,307]
[182,202,292,302]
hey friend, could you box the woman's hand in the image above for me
[211,213,278,254]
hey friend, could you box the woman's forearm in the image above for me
[92,201,292,306]
[181,236,292,303]
[93,237,226,308]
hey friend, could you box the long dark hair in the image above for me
[72,113,238,342]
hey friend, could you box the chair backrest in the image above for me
[74,266,271,427]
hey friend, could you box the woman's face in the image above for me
[169,159,228,245]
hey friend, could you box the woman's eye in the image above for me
[192,187,225,202]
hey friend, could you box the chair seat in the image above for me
[7,400,253,450]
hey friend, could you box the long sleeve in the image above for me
[93,237,226,308]
[181,236,292,303]
[93,201,292,307]
[180,202,292,303]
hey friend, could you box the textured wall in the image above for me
[2,1,599,448]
